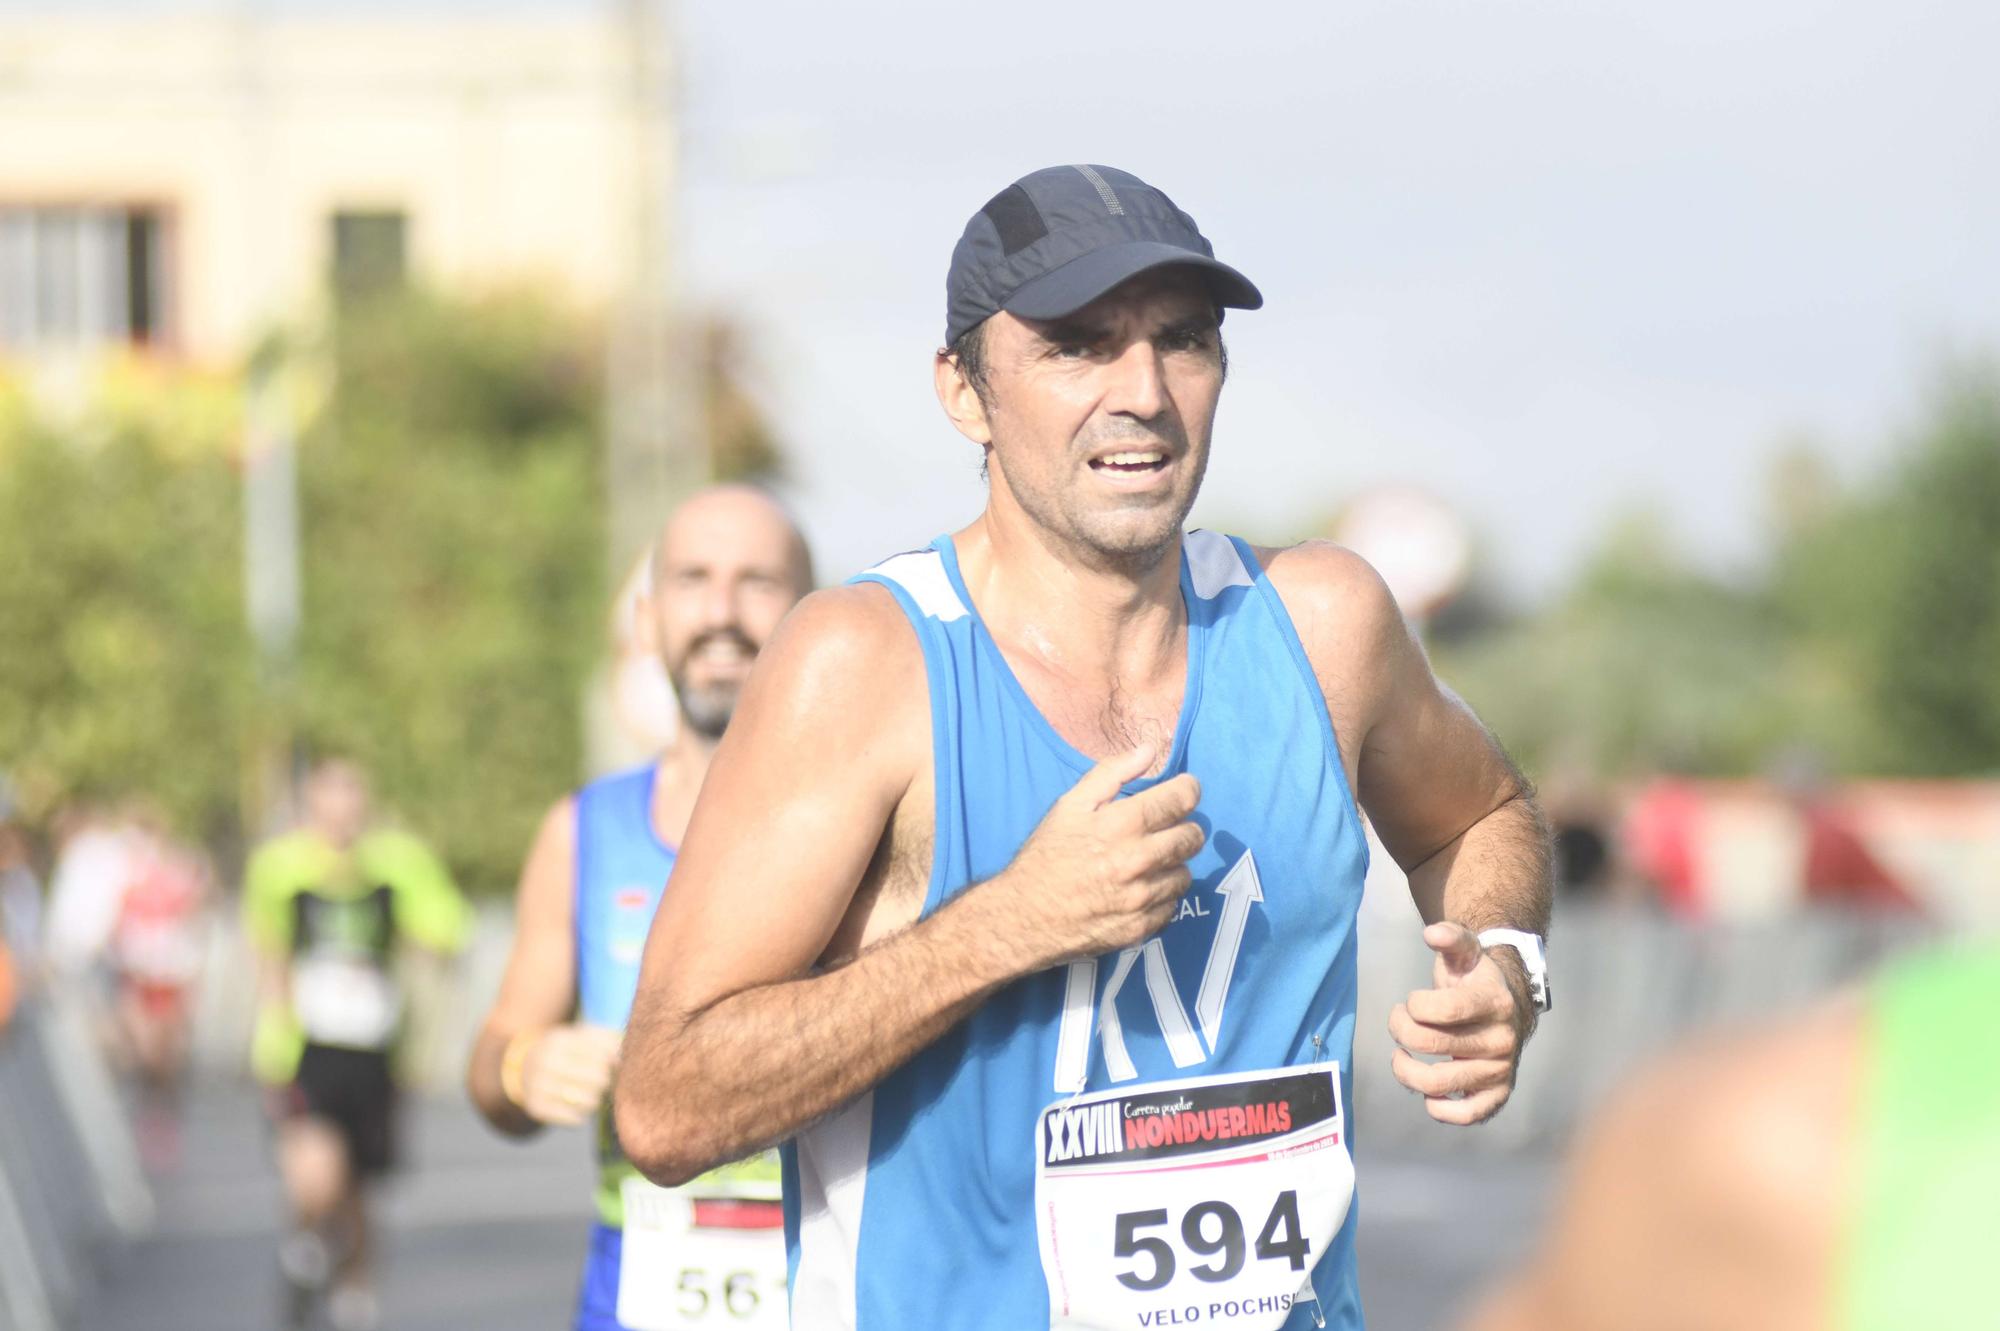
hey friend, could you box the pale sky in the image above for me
[22,0,2000,599]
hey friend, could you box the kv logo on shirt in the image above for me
[1055,850,1264,1091]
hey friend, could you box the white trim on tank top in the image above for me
[861,549,968,622]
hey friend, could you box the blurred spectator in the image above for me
[1466,943,1999,1331]
[1622,775,1705,918]
[0,932,16,1035]
[1540,770,1618,902]
[110,804,212,1170]
[0,782,42,989]
[244,756,469,1331]
[43,802,136,985]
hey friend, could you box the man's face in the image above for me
[644,493,809,740]
[956,269,1225,567]
[304,762,370,847]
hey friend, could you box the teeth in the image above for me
[1098,451,1164,466]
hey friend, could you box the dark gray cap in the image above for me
[944,164,1262,346]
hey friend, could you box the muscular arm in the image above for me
[614,586,956,1183]
[614,586,1200,1185]
[466,799,579,1137]
[1267,542,1552,1123]
[1268,541,1552,967]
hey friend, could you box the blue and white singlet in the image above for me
[573,764,675,1331]
[782,530,1370,1329]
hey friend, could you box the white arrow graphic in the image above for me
[1194,849,1263,1054]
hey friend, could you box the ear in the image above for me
[631,588,663,657]
[934,351,993,445]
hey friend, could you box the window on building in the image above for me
[0,205,168,351]
[331,210,408,302]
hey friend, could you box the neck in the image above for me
[310,824,358,852]
[954,504,1185,689]
[649,726,721,847]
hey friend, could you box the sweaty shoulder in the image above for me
[757,583,921,708]
[1250,540,1409,724]
[731,584,927,786]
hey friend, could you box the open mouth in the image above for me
[1088,449,1170,475]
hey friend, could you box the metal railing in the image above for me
[0,996,152,1331]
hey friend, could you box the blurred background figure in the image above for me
[0,781,43,1003]
[107,802,212,1171]
[1465,942,2000,1331]
[244,756,469,1331]
[43,803,138,1002]
[468,486,812,1331]
[0,930,17,1035]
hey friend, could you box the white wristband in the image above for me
[1476,928,1551,1013]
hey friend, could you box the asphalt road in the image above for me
[78,1084,1552,1331]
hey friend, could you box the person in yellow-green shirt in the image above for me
[243,756,468,1331]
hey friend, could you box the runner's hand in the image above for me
[1388,922,1531,1125]
[989,743,1205,969]
[512,1024,622,1127]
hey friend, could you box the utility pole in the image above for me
[591,0,702,775]
[604,0,703,583]
[236,0,301,839]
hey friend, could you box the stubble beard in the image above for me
[676,684,737,741]
[1003,431,1210,575]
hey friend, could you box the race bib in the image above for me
[291,955,400,1049]
[1036,1064,1354,1331]
[617,1177,789,1330]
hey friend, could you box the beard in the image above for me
[1003,426,1209,571]
[668,626,759,740]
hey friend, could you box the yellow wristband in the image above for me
[499,1030,538,1110]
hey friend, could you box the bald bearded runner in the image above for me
[466,487,813,1331]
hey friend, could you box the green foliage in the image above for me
[295,291,605,891]
[0,291,608,890]
[0,370,251,839]
[1772,369,2000,775]
[1441,368,2000,782]
[1435,510,1803,780]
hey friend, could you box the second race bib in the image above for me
[291,954,400,1050]
[1036,1064,1354,1331]
[617,1176,789,1331]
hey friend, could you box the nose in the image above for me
[1101,338,1166,421]
[699,577,738,632]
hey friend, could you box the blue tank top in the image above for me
[576,764,676,1032]
[575,764,675,1240]
[783,531,1369,1330]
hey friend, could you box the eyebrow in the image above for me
[1035,318,1109,347]
[1157,312,1221,341]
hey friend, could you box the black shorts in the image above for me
[287,1044,399,1178]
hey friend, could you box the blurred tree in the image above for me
[0,290,788,889]
[294,290,605,892]
[1773,368,2000,775]
[701,318,785,482]
[1435,508,1804,780]
[0,361,250,840]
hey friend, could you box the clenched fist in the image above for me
[508,1023,623,1127]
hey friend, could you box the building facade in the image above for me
[0,10,654,364]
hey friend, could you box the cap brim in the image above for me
[1002,242,1263,323]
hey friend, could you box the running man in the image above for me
[244,757,469,1331]
[1468,943,2000,1331]
[615,165,1554,1329]
[467,486,813,1331]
